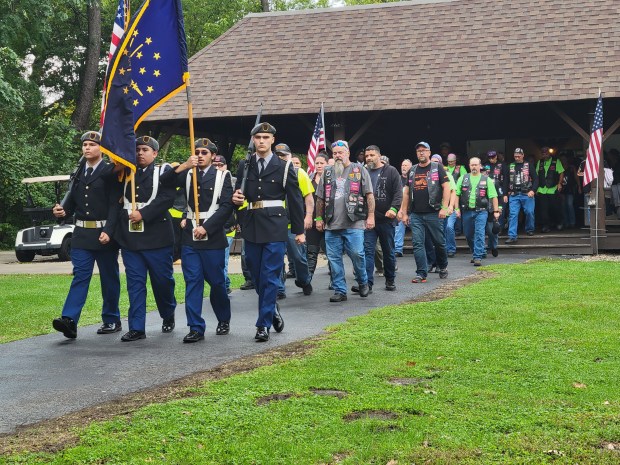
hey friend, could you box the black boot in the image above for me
[306,245,320,276]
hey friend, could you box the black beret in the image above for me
[81,131,101,145]
[251,122,276,136]
[136,135,159,151]
[194,138,218,153]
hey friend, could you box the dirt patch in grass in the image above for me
[310,389,348,398]
[389,377,433,386]
[404,271,495,303]
[343,410,400,421]
[601,442,620,452]
[256,392,298,405]
[0,338,320,456]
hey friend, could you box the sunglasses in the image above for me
[213,163,224,167]
[331,140,349,149]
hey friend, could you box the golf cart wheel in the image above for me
[15,250,35,263]
[58,236,72,261]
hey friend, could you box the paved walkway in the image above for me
[0,252,538,434]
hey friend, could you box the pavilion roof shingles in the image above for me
[148,0,620,121]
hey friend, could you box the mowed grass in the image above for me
[3,259,620,464]
[0,273,245,344]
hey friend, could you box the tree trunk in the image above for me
[71,0,101,131]
[261,0,270,12]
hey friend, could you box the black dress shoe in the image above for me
[216,321,230,335]
[121,330,146,342]
[491,248,499,257]
[162,318,175,333]
[395,252,403,257]
[183,330,205,343]
[295,280,313,296]
[53,317,77,339]
[285,270,296,279]
[97,322,121,334]
[240,280,255,290]
[272,303,284,333]
[351,285,360,294]
[358,283,370,297]
[385,281,396,291]
[255,326,269,342]
[526,231,535,236]
[330,293,347,302]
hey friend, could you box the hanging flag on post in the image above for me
[100,0,128,128]
[100,0,189,173]
[307,103,326,174]
[583,93,603,186]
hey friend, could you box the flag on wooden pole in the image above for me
[307,103,325,174]
[583,93,603,186]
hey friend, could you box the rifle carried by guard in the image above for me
[239,102,263,195]
[60,156,86,209]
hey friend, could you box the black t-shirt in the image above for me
[411,163,449,214]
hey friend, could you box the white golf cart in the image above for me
[14,175,74,263]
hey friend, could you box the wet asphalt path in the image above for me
[0,252,538,434]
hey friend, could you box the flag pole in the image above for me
[185,76,200,222]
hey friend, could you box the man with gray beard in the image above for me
[315,140,375,302]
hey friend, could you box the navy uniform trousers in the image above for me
[121,247,176,332]
[62,247,120,325]
[182,246,231,334]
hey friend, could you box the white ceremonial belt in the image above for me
[186,211,215,220]
[248,200,285,210]
[123,202,146,210]
[75,220,107,228]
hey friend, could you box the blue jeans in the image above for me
[445,211,458,254]
[224,236,234,289]
[286,230,311,286]
[325,229,367,296]
[394,221,406,254]
[122,247,176,332]
[62,247,120,325]
[486,220,498,252]
[411,212,448,278]
[364,222,396,286]
[462,210,488,259]
[563,194,576,227]
[508,194,535,239]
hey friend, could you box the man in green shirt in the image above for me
[536,147,565,232]
[456,157,500,266]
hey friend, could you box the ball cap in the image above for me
[251,122,276,136]
[274,143,292,156]
[415,141,430,150]
[431,154,443,163]
[447,153,457,162]
[514,148,524,154]
[136,135,159,151]
[81,131,101,145]
[487,150,497,158]
[195,138,218,153]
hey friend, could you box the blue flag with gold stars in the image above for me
[100,0,189,171]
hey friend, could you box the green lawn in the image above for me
[3,259,620,464]
[0,273,244,344]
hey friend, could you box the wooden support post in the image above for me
[603,117,620,142]
[348,112,382,147]
[548,103,590,142]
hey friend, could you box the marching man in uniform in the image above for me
[165,138,233,343]
[232,123,305,342]
[52,131,122,339]
[116,136,177,342]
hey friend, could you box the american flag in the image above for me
[307,104,325,174]
[100,0,127,127]
[583,94,603,186]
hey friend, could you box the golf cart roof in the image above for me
[21,175,71,184]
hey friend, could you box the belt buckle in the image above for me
[253,201,263,209]
[85,220,97,228]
